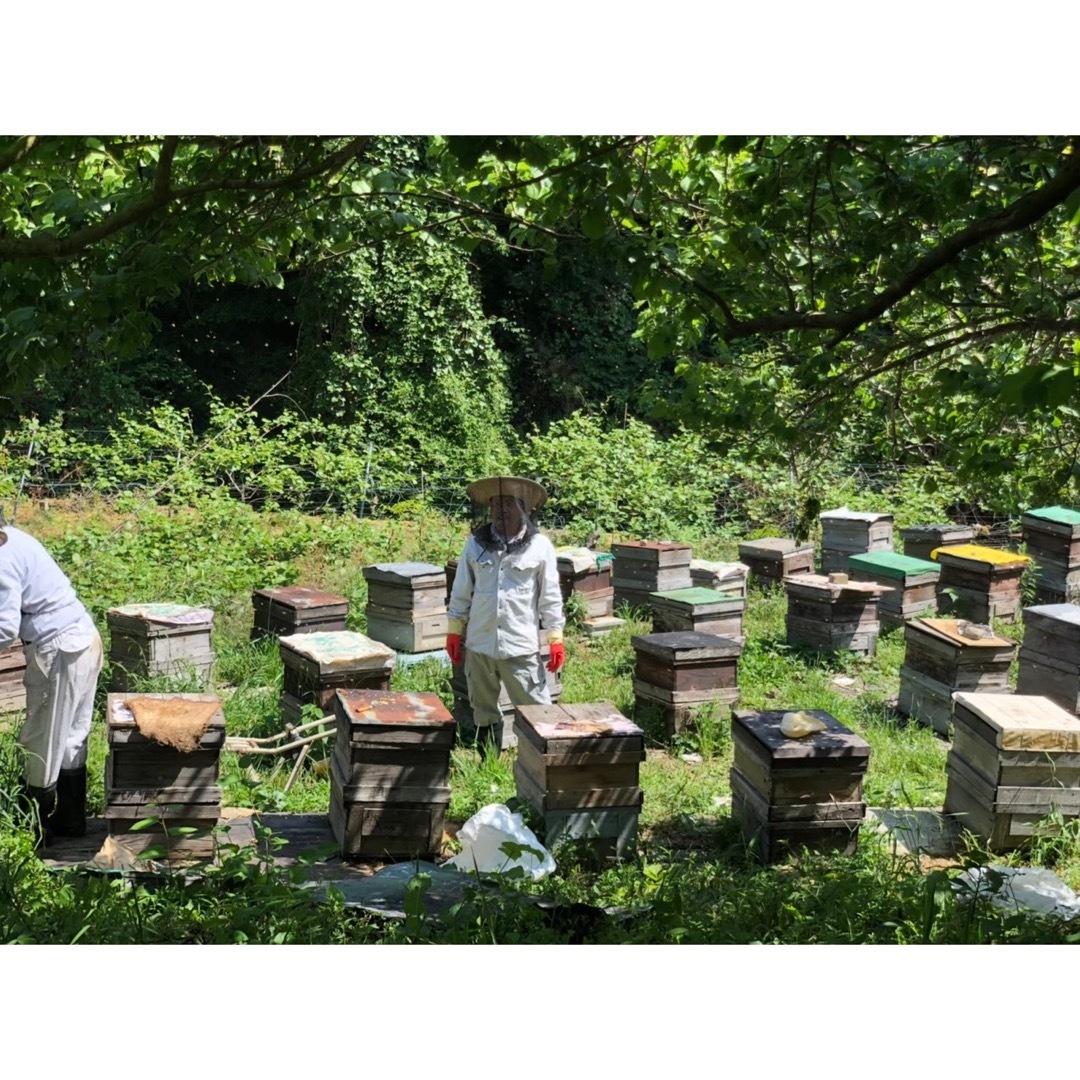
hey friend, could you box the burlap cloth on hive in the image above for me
[128,698,219,752]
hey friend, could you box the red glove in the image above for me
[446,633,464,666]
[546,642,565,673]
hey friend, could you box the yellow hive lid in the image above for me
[930,543,1030,567]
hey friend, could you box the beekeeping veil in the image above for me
[466,475,548,555]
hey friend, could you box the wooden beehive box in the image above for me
[931,544,1031,624]
[900,523,976,562]
[555,549,614,619]
[329,688,456,860]
[514,702,645,858]
[819,508,894,575]
[737,538,814,587]
[0,639,27,714]
[106,603,214,691]
[730,708,870,862]
[1021,506,1080,603]
[611,540,692,609]
[105,692,225,858]
[363,562,449,653]
[632,631,741,736]
[897,618,1016,736]
[279,631,396,723]
[648,587,746,643]
[690,560,749,597]
[251,585,349,640]
[946,693,1080,850]
[784,574,887,656]
[1017,604,1080,714]
[847,550,940,625]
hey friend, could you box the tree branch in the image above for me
[0,136,41,174]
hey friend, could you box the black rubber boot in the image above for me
[17,780,57,848]
[52,767,87,838]
[477,721,505,761]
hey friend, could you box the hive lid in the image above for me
[108,602,214,626]
[900,523,972,537]
[334,689,454,727]
[632,630,743,659]
[362,562,446,585]
[690,559,749,579]
[515,701,643,742]
[848,551,940,580]
[279,631,395,668]
[930,544,1031,568]
[783,573,890,598]
[555,547,599,573]
[737,537,803,554]
[820,507,892,522]
[1023,505,1080,526]
[732,709,870,760]
[909,618,1014,649]
[1024,604,1080,628]
[253,585,348,608]
[649,587,741,605]
[107,692,225,730]
[952,693,1080,751]
[611,540,693,555]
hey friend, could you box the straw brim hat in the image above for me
[466,476,548,512]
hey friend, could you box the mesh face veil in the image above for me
[466,476,547,555]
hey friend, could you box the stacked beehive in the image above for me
[0,640,26,714]
[556,547,622,635]
[631,631,741,736]
[690,560,749,596]
[362,563,448,653]
[106,603,215,691]
[329,689,456,860]
[730,708,870,862]
[847,551,940,627]
[1016,604,1080,715]
[279,631,396,724]
[819,508,894,575]
[945,693,1080,850]
[611,540,692,611]
[104,692,225,858]
[737,538,814,588]
[449,628,562,751]
[648,587,745,644]
[897,618,1016,736]
[931,544,1031,623]
[251,585,349,640]
[784,574,887,656]
[513,702,644,859]
[1020,506,1080,603]
[901,523,975,562]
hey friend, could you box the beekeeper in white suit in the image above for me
[0,521,102,845]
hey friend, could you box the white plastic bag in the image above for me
[780,710,826,738]
[444,803,556,881]
[954,865,1080,920]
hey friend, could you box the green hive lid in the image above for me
[848,551,939,580]
[651,587,737,605]
[1025,506,1080,526]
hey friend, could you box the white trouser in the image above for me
[19,618,103,788]
[464,649,550,729]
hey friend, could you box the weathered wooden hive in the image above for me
[737,538,814,588]
[104,692,225,858]
[251,585,349,640]
[106,603,214,691]
[900,523,975,563]
[648,587,746,644]
[689,560,749,597]
[945,692,1080,850]
[513,701,644,859]
[0,639,27,714]
[1016,604,1080,715]
[610,540,692,610]
[897,618,1016,736]
[1020,506,1080,603]
[279,631,396,724]
[784,574,887,656]
[631,630,741,736]
[819,508,894,576]
[931,543,1031,624]
[556,548,615,620]
[730,708,870,862]
[450,628,561,750]
[329,688,456,860]
[362,562,448,653]
[847,550,940,626]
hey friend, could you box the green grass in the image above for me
[2,498,1079,943]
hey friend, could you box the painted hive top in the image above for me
[631,630,743,659]
[819,507,893,522]
[732,709,871,761]
[909,618,1014,649]
[953,692,1080,751]
[334,689,454,728]
[649,587,742,605]
[253,585,348,608]
[279,631,395,667]
[848,551,940,580]
[108,602,214,626]
[931,543,1030,567]
[1023,505,1080,526]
